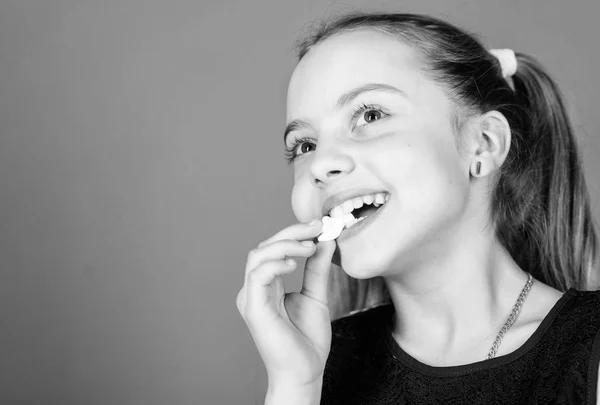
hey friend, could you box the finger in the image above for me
[300,240,336,307]
[245,240,315,280]
[246,259,297,318]
[236,276,285,317]
[258,219,323,248]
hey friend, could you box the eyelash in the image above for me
[351,103,385,122]
[284,136,314,164]
[284,104,387,164]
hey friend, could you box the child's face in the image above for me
[285,30,474,278]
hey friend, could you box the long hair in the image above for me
[292,13,600,319]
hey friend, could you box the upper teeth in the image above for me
[329,192,389,218]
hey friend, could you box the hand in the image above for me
[236,220,336,387]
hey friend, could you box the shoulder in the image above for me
[537,288,600,368]
[555,289,600,405]
[571,290,600,404]
[525,282,600,327]
[563,288,600,404]
[556,289,600,331]
[531,287,600,332]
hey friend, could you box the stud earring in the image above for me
[476,161,482,175]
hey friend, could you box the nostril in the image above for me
[312,169,343,186]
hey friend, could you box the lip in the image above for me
[321,189,389,217]
[336,197,388,242]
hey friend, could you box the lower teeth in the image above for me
[345,216,366,229]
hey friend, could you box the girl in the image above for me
[236,12,600,404]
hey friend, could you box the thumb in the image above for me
[300,240,336,306]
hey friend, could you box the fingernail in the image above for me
[302,241,314,248]
[308,219,320,225]
[286,259,296,268]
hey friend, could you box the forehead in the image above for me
[286,30,427,120]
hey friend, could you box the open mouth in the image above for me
[349,203,381,224]
[341,192,389,230]
[330,192,389,230]
[317,192,390,242]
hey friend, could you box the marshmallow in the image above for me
[317,216,345,241]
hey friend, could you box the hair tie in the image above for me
[489,49,517,78]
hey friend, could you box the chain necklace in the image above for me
[487,273,534,359]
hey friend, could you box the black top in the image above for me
[321,288,600,404]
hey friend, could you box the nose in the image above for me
[309,142,355,187]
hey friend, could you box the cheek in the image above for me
[414,164,468,229]
[290,183,314,223]
[378,137,466,216]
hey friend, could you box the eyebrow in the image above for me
[283,83,405,143]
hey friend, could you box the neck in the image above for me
[384,234,529,365]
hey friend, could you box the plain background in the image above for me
[0,0,599,404]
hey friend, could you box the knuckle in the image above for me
[235,289,245,312]
[269,239,293,255]
[247,268,262,282]
[300,287,328,309]
[247,249,258,261]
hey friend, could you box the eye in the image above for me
[352,103,387,128]
[296,140,315,155]
[284,137,316,164]
[357,110,382,126]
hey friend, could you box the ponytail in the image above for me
[494,53,600,291]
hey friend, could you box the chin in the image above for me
[336,253,388,280]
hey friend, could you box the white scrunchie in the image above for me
[489,48,517,78]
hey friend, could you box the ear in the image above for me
[468,110,511,177]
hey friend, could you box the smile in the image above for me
[328,192,390,229]
[337,194,389,241]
